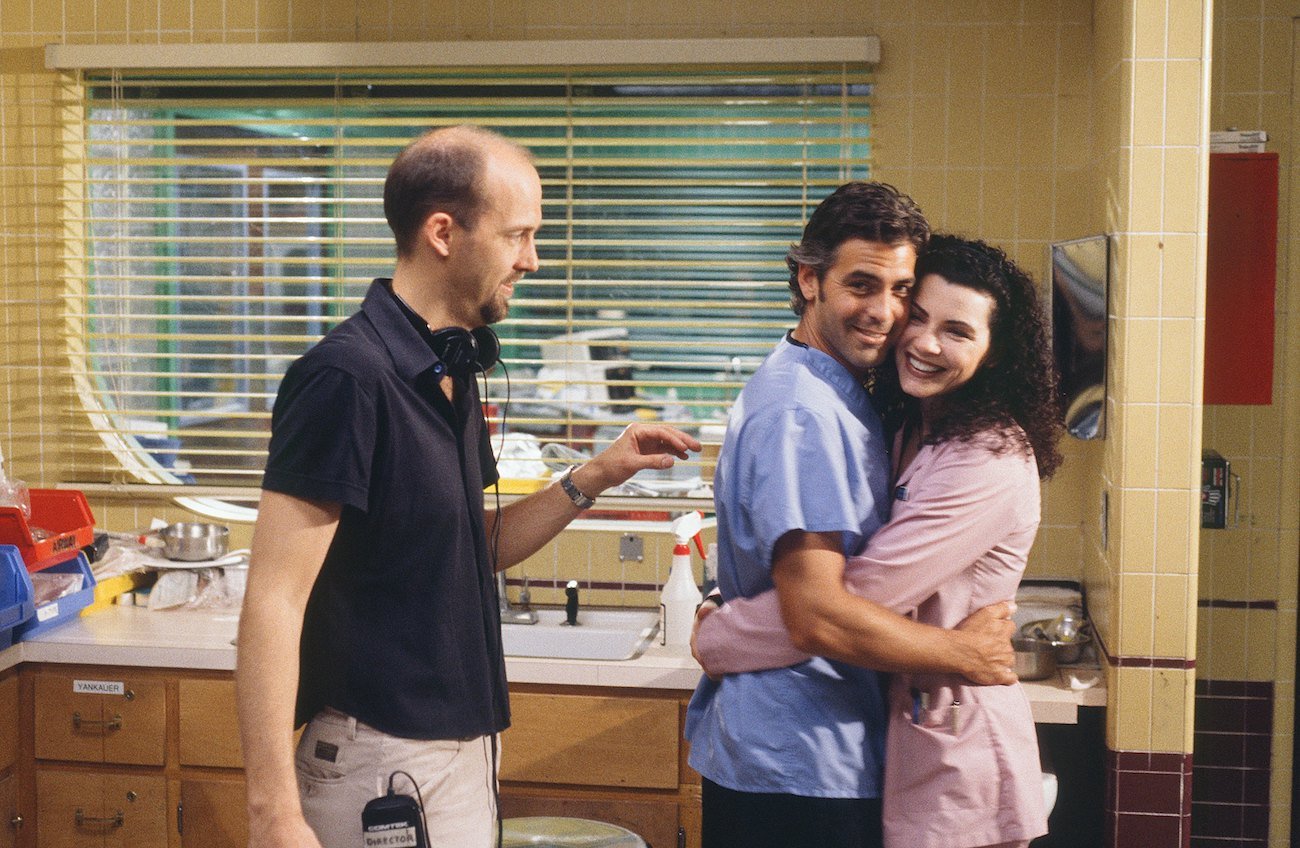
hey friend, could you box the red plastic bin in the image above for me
[0,489,96,572]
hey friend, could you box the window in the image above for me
[61,61,872,516]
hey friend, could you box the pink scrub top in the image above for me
[695,430,1049,848]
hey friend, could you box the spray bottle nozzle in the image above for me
[670,510,706,559]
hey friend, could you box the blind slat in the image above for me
[69,63,870,490]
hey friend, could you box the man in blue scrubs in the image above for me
[685,182,1017,848]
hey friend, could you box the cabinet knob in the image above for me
[72,712,123,732]
[8,814,21,830]
[74,808,124,829]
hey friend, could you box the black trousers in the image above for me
[701,778,884,848]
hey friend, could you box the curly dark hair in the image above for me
[871,234,1065,479]
[786,181,930,315]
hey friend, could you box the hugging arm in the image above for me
[695,445,1024,682]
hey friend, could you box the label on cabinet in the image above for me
[73,679,125,695]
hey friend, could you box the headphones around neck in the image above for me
[429,325,501,378]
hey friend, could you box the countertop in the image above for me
[0,605,1106,723]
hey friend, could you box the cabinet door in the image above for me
[101,772,167,848]
[35,770,104,848]
[34,673,166,766]
[36,769,167,848]
[501,693,679,789]
[178,680,242,768]
[500,790,682,848]
[0,674,17,772]
[0,772,19,848]
[179,776,248,848]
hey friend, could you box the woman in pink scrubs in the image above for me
[693,234,1064,848]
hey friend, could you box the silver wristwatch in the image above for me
[559,466,596,510]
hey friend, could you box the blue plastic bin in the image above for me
[16,553,96,641]
[0,544,35,650]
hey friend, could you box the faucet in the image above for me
[498,572,538,625]
[564,580,580,626]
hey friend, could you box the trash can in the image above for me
[501,816,647,848]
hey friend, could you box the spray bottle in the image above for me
[661,510,705,647]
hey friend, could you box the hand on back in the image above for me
[954,601,1018,686]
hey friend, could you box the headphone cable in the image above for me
[478,357,510,848]
[386,770,428,846]
[482,358,510,571]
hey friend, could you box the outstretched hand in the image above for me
[578,423,701,494]
[954,600,1018,686]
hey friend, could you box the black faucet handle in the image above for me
[564,580,580,626]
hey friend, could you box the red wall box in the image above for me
[1204,152,1278,405]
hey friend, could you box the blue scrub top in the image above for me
[684,335,891,798]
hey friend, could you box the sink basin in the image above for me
[501,608,660,661]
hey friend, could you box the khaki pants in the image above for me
[296,708,499,848]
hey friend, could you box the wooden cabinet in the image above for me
[16,668,701,848]
[0,674,17,772]
[33,672,166,766]
[177,680,241,769]
[1,671,22,848]
[0,772,19,848]
[34,769,167,848]
[501,685,699,847]
[22,667,247,848]
[178,776,247,848]
[501,692,680,789]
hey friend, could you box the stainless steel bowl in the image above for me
[159,522,229,561]
[1012,636,1058,681]
[1021,617,1092,664]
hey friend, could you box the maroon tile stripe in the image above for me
[1198,599,1278,610]
[1093,630,1197,670]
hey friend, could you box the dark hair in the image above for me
[383,126,531,258]
[786,181,930,315]
[874,234,1064,479]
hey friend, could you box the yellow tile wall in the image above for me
[1201,3,1300,845]
[1106,665,1198,754]
[1084,0,1210,767]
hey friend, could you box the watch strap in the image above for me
[559,466,596,510]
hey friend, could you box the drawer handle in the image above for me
[74,809,123,829]
[8,814,21,830]
[72,712,122,732]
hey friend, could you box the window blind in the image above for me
[60,64,872,509]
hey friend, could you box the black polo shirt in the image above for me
[262,278,507,739]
